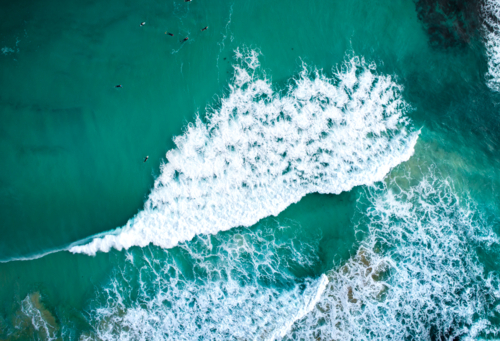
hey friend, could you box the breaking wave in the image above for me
[286,174,500,340]
[83,225,328,340]
[83,173,500,340]
[70,50,418,256]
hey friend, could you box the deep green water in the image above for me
[1,0,500,339]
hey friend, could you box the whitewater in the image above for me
[287,174,500,340]
[484,0,500,91]
[70,51,419,256]
[74,172,500,340]
[82,225,330,341]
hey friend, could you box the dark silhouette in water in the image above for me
[166,32,174,36]
[414,0,482,49]
[201,26,208,31]
[182,37,189,43]
[144,156,149,163]
[140,22,146,27]
[115,85,122,88]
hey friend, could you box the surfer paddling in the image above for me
[140,22,146,27]
[201,26,208,31]
[144,156,149,162]
[165,32,174,36]
[115,84,122,88]
[182,37,189,43]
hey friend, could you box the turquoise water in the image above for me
[1,0,500,339]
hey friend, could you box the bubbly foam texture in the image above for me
[86,226,328,340]
[268,274,329,340]
[86,174,500,340]
[286,175,500,340]
[483,0,500,91]
[70,51,418,256]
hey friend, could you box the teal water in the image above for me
[1,0,500,339]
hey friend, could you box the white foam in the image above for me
[286,175,500,340]
[86,225,328,340]
[0,247,66,263]
[483,0,500,91]
[70,51,418,256]
[268,274,329,340]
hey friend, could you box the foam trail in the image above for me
[0,248,63,263]
[268,274,329,340]
[285,175,500,340]
[483,0,500,91]
[70,51,418,256]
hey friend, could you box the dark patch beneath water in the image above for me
[414,0,482,49]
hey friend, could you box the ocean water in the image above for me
[1,0,500,339]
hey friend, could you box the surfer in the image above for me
[182,37,189,43]
[115,85,122,88]
[144,156,149,162]
[201,26,208,31]
[166,32,174,36]
[140,22,146,27]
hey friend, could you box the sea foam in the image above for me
[483,0,500,91]
[85,225,328,340]
[287,174,500,340]
[70,51,418,256]
[85,173,500,340]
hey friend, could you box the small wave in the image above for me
[286,174,500,340]
[70,50,418,256]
